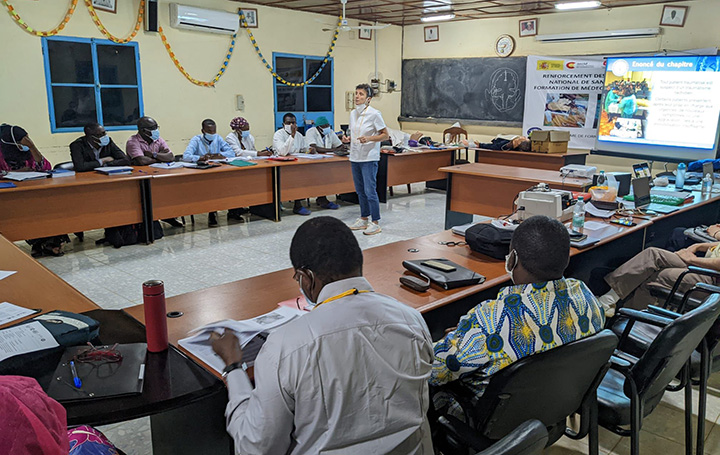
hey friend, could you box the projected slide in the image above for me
[598,56,720,151]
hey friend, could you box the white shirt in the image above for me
[225,132,258,157]
[273,128,305,156]
[305,127,342,150]
[349,105,387,162]
[225,277,434,455]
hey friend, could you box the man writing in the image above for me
[125,116,173,165]
[211,216,434,454]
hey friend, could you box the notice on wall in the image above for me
[523,55,607,149]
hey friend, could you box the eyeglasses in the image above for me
[438,241,467,246]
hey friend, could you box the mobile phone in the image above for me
[400,275,431,292]
[421,260,457,273]
[570,234,588,243]
[611,219,636,227]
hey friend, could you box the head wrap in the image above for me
[315,116,330,127]
[230,117,249,130]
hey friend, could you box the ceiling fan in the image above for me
[318,0,390,32]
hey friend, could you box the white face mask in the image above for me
[284,124,293,134]
[505,249,517,284]
[299,274,316,306]
[355,104,368,114]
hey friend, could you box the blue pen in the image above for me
[70,360,82,388]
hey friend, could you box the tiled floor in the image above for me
[18,183,720,455]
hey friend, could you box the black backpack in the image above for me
[465,224,513,260]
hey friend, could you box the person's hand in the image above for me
[708,225,720,239]
[101,156,114,164]
[444,326,457,335]
[290,124,297,137]
[258,150,272,157]
[461,139,469,147]
[308,146,317,154]
[410,131,423,142]
[676,248,696,265]
[210,331,244,366]
[358,136,369,144]
[341,135,350,144]
[208,153,224,160]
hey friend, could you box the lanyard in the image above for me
[313,288,371,310]
[352,106,369,140]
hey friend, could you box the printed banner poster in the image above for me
[523,55,606,149]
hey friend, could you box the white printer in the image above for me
[560,164,597,179]
[516,184,575,222]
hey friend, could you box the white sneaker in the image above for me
[349,218,369,230]
[363,223,382,235]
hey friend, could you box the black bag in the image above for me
[465,224,513,259]
[105,224,139,248]
[137,220,164,243]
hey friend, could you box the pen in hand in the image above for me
[70,360,82,388]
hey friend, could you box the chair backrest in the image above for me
[476,420,548,455]
[476,330,618,439]
[443,127,468,144]
[53,161,74,170]
[630,294,720,405]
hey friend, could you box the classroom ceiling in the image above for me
[237,0,688,26]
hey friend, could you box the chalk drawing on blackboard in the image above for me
[485,68,521,113]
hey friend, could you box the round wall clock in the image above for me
[495,34,515,57]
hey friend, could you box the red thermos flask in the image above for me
[143,280,168,352]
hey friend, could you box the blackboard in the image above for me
[400,57,527,125]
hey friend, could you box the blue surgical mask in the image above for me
[203,133,217,142]
[241,130,250,138]
[98,135,110,147]
[299,274,316,306]
[321,127,332,136]
[18,145,30,152]
[150,129,160,141]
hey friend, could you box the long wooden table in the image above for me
[472,148,588,171]
[377,147,459,202]
[440,163,592,228]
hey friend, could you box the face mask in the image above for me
[284,124,293,134]
[18,144,30,152]
[241,130,251,138]
[321,127,331,136]
[355,104,367,114]
[203,133,216,142]
[150,129,160,141]
[299,274,316,306]
[505,249,517,284]
[98,135,110,147]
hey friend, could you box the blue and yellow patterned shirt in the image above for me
[430,278,604,387]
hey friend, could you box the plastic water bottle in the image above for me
[572,196,586,234]
[702,173,713,194]
[596,170,607,187]
[676,163,687,190]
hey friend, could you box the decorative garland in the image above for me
[239,12,340,87]
[158,26,236,87]
[85,0,144,44]
[2,0,78,37]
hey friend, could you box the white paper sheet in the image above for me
[0,321,58,362]
[0,302,36,326]
[149,162,184,169]
[296,154,333,159]
[0,270,16,281]
[585,203,615,219]
[3,171,48,181]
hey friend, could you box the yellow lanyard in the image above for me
[313,288,371,310]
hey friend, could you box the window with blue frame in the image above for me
[273,53,333,133]
[42,37,143,133]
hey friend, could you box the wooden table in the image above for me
[440,163,592,228]
[472,148,588,171]
[0,171,151,242]
[377,147,460,202]
[277,156,355,206]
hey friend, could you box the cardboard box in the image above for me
[530,130,570,154]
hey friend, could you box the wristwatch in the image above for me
[222,361,247,379]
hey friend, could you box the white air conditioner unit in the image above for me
[169,3,239,35]
[535,28,660,43]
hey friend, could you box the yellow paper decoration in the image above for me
[2,0,78,37]
[85,0,144,44]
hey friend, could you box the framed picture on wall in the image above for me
[660,5,687,27]
[519,18,537,37]
[424,25,439,42]
[359,23,372,41]
[91,0,116,13]
[241,8,258,28]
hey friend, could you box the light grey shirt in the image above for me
[272,129,305,156]
[306,127,342,149]
[226,131,258,157]
[225,277,435,455]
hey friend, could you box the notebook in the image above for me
[2,171,48,181]
[95,166,134,175]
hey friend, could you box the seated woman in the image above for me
[0,124,67,257]
[463,134,531,151]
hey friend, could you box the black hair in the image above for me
[290,216,363,282]
[356,83,373,98]
[510,215,570,281]
[517,139,531,152]
[83,122,102,136]
[283,113,296,123]
[201,119,216,128]
[137,116,156,130]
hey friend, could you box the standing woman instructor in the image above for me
[345,84,389,235]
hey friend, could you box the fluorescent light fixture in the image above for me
[421,13,455,22]
[535,28,660,42]
[555,1,602,10]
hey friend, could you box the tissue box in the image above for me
[530,130,570,154]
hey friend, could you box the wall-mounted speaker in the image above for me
[145,0,158,32]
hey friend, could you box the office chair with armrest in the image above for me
[597,294,720,455]
[437,418,548,455]
[443,126,469,164]
[433,330,618,454]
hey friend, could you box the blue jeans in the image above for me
[351,161,380,221]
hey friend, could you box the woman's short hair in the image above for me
[356,83,373,98]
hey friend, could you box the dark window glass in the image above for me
[100,88,140,126]
[276,57,303,83]
[307,59,331,86]
[307,87,332,112]
[52,86,97,128]
[277,86,304,112]
[96,44,138,85]
[47,41,93,84]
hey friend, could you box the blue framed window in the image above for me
[41,36,144,133]
[273,53,333,133]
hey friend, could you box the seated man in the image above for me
[125,116,173,166]
[225,117,272,157]
[273,113,314,215]
[599,244,720,311]
[211,216,434,454]
[430,216,605,419]
[463,134,531,152]
[69,123,130,172]
[304,116,342,210]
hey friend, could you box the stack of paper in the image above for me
[95,166,133,175]
[2,171,48,181]
[179,306,305,373]
[149,162,184,169]
[296,153,333,160]
[49,169,75,178]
